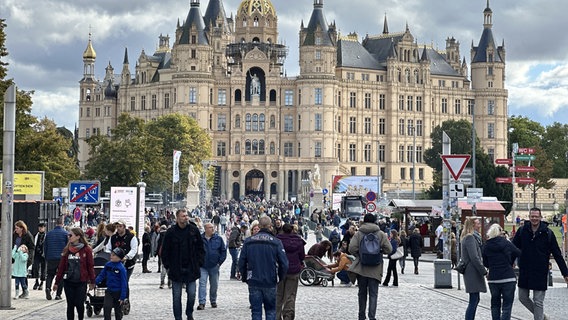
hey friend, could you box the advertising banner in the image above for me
[331,175,379,196]
[0,171,44,198]
[109,187,138,228]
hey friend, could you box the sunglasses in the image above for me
[68,234,76,238]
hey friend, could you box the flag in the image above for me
[173,150,182,183]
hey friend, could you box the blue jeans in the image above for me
[198,265,219,305]
[337,270,350,284]
[171,280,196,320]
[357,275,379,320]
[489,281,516,320]
[229,248,239,278]
[518,287,546,320]
[249,286,276,320]
[465,292,480,320]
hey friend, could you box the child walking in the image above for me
[95,248,128,320]
[12,244,29,299]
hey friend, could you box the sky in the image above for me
[2,0,568,130]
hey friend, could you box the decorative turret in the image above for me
[177,0,208,45]
[298,0,336,76]
[121,47,131,86]
[82,33,96,80]
[382,13,389,35]
[299,0,336,47]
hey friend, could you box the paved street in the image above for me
[2,231,568,320]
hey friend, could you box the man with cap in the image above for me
[32,222,47,291]
[105,219,138,306]
[96,247,128,320]
[44,216,68,300]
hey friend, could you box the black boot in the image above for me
[38,281,43,291]
[33,280,39,290]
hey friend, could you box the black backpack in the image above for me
[359,232,383,266]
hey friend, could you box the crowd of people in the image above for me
[9,198,568,320]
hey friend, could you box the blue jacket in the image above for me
[95,261,128,301]
[513,221,568,291]
[482,236,521,282]
[44,226,68,261]
[238,229,288,288]
[202,233,227,269]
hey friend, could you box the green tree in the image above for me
[0,19,79,198]
[84,113,165,192]
[508,116,544,152]
[146,113,211,192]
[541,122,568,178]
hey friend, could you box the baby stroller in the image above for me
[86,251,109,317]
[299,255,335,287]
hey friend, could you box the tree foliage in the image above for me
[541,122,568,178]
[84,113,211,194]
[0,19,79,198]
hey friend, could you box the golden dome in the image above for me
[238,0,276,17]
[83,34,96,59]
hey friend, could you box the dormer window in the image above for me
[315,37,322,45]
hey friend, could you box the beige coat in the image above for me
[348,223,392,281]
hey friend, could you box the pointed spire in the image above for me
[420,45,429,62]
[177,18,180,28]
[405,22,410,33]
[382,13,389,35]
[123,47,129,64]
[301,19,304,29]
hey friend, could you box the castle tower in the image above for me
[204,0,234,76]
[299,0,337,77]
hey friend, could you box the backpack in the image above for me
[329,230,340,245]
[359,232,383,266]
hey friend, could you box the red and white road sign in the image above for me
[495,158,513,165]
[495,177,512,184]
[366,202,376,212]
[516,177,536,184]
[495,177,536,184]
[517,148,535,154]
[510,166,536,173]
[441,154,471,181]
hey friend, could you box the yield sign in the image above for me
[441,154,471,181]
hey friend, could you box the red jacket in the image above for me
[55,245,95,285]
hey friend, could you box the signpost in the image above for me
[495,177,537,184]
[365,202,376,212]
[495,158,513,165]
[514,154,536,161]
[69,180,101,204]
[517,148,535,154]
[441,154,471,181]
[511,166,536,173]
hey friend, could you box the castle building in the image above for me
[78,0,507,201]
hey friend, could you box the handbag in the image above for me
[454,259,467,274]
[390,246,404,260]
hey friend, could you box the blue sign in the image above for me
[68,180,101,204]
[366,191,377,202]
[322,188,328,195]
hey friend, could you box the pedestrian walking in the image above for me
[276,223,305,320]
[313,224,323,243]
[461,217,487,320]
[44,216,68,300]
[512,207,568,320]
[382,229,400,287]
[348,213,392,320]
[32,222,47,291]
[141,225,152,273]
[156,225,170,288]
[53,228,96,320]
[239,216,288,320]
[92,223,116,255]
[161,209,205,320]
[12,244,30,299]
[398,230,408,274]
[197,222,227,310]
[95,248,128,320]
[228,222,247,280]
[482,224,521,320]
[409,228,423,274]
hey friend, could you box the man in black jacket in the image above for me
[162,209,205,320]
[513,207,568,320]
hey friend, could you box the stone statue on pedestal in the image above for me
[187,165,199,190]
[309,164,321,190]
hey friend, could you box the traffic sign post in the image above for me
[366,191,377,202]
[517,148,535,154]
[365,202,376,212]
[495,158,513,165]
[515,154,536,161]
[69,180,101,204]
[441,154,471,181]
[511,166,536,173]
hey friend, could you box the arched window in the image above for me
[270,89,276,102]
[252,140,259,155]
[414,70,420,84]
[253,17,259,27]
[405,69,411,83]
[242,19,247,27]
[245,114,251,131]
[245,140,252,155]
[259,114,265,131]
[235,141,240,154]
[235,115,241,128]
[235,89,242,102]
[252,114,259,131]
[259,140,265,155]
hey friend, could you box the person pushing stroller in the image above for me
[95,248,128,320]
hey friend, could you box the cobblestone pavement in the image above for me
[3,231,568,320]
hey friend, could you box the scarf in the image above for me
[69,242,85,254]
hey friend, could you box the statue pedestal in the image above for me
[251,95,260,106]
[186,188,200,211]
[311,189,324,214]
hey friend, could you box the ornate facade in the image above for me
[78,0,508,201]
